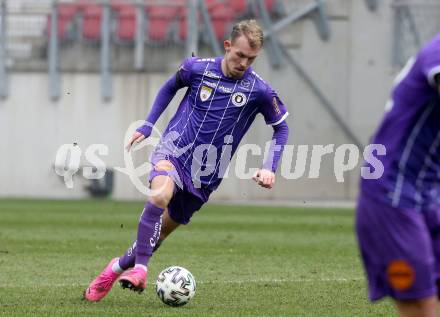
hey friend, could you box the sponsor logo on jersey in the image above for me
[218,85,233,94]
[200,86,213,102]
[240,79,250,88]
[231,92,247,107]
[203,70,221,79]
[203,80,217,89]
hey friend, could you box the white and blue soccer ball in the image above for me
[155,266,196,307]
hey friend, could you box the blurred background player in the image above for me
[356,33,440,317]
[83,19,289,301]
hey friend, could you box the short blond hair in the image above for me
[230,19,264,49]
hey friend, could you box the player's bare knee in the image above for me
[154,160,174,172]
[148,193,171,209]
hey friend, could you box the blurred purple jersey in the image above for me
[361,33,440,210]
[153,56,288,192]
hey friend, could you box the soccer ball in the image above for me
[155,266,196,307]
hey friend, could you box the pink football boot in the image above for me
[119,267,148,293]
[83,258,121,301]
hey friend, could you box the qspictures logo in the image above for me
[54,120,386,195]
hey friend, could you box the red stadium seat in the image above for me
[82,4,102,41]
[58,3,78,19]
[265,0,276,12]
[76,0,98,11]
[177,5,201,42]
[226,0,247,18]
[112,2,136,42]
[210,5,233,40]
[178,6,188,41]
[46,3,78,40]
[110,0,130,12]
[146,4,179,42]
[204,0,216,9]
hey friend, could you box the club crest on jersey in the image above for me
[200,86,213,102]
[232,92,247,107]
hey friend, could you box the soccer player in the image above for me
[356,33,440,317]
[83,19,289,301]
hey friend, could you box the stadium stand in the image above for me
[43,0,277,44]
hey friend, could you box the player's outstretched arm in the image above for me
[253,120,289,189]
[125,131,146,151]
[134,70,187,145]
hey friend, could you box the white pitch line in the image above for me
[0,277,364,288]
[198,277,364,284]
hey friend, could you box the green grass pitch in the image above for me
[0,199,394,316]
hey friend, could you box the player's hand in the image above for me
[252,169,275,189]
[126,131,146,151]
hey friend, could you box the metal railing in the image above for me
[392,0,440,66]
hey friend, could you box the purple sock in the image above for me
[135,202,164,266]
[118,202,164,269]
[118,240,137,270]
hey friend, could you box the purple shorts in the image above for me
[148,152,211,225]
[355,193,440,301]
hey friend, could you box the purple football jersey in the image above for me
[153,56,288,192]
[361,33,440,210]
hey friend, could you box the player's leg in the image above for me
[118,193,198,263]
[83,160,175,300]
[119,160,175,292]
[115,207,179,272]
[117,166,207,294]
[424,207,440,297]
[152,208,181,251]
[146,189,208,253]
[115,195,184,272]
[394,297,438,317]
[134,170,175,265]
[393,206,440,317]
[355,194,438,315]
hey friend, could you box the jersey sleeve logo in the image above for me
[232,92,247,107]
[272,96,281,115]
[200,86,213,102]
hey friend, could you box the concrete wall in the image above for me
[0,0,396,201]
